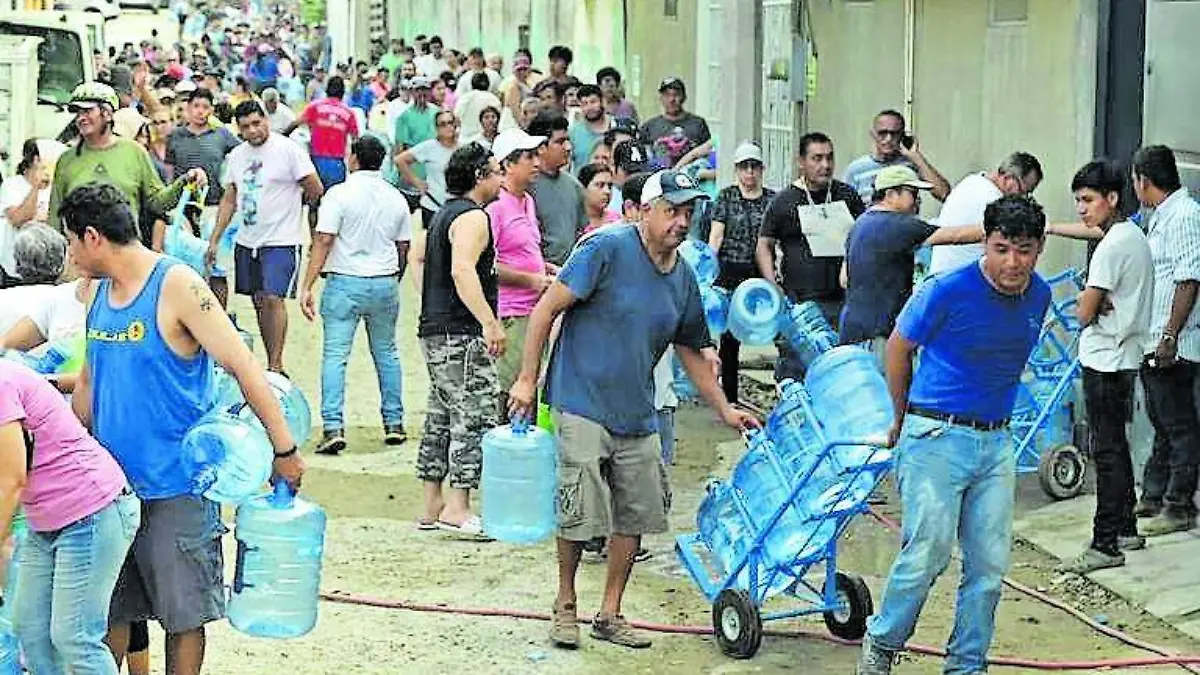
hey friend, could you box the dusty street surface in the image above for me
[123,275,1194,675]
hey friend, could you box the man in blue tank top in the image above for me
[508,171,759,651]
[61,183,306,675]
[857,196,1051,675]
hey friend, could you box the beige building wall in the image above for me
[806,0,1098,273]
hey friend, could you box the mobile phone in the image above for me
[901,133,915,150]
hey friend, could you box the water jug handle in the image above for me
[269,479,295,508]
[510,416,529,434]
[232,538,256,594]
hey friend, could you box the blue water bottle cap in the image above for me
[510,416,529,435]
[269,480,295,508]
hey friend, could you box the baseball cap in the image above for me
[107,64,133,96]
[612,117,638,136]
[640,170,709,206]
[613,142,648,173]
[492,129,546,162]
[733,141,763,166]
[658,76,686,94]
[174,79,198,94]
[873,165,933,192]
[409,76,431,89]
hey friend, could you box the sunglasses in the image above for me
[67,104,99,114]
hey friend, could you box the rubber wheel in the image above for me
[1039,444,1087,500]
[712,589,762,659]
[823,572,872,640]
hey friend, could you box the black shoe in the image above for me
[1134,498,1163,518]
[384,424,407,445]
[317,429,346,455]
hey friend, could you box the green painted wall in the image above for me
[625,0,698,119]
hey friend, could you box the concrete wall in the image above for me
[625,0,698,119]
[805,0,1098,273]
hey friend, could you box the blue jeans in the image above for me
[319,274,404,430]
[15,491,140,675]
[867,414,1015,674]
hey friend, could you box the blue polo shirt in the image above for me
[897,261,1050,423]
[546,225,712,435]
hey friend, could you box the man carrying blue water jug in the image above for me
[509,170,759,651]
[60,183,306,675]
[857,195,1051,675]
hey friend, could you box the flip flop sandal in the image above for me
[415,519,438,531]
[435,515,493,541]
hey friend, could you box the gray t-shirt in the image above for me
[410,139,460,212]
[165,125,241,205]
[529,170,588,265]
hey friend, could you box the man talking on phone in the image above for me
[843,109,951,205]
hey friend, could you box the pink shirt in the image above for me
[582,209,623,235]
[0,362,127,532]
[301,97,360,159]
[487,188,545,318]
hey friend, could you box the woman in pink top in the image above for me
[0,360,137,673]
[578,163,622,234]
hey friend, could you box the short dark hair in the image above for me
[1070,159,1125,197]
[623,172,651,205]
[528,111,569,138]
[233,100,266,122]
[352,135,386,171]
[798,131,833,158]
[445,143,493,196]
[548,45,573,64]
[983,194,1046,242]
[429,35,443,46]
[577,163,611,188]
[470,71,490,91]
[533,79,562,100]
[468,46,484,60]
[999,151,1043,186]
[1133,144,1182,193]
[479,105,501,123]
[60,183,139,245]
[596,66,621,85]
[326,75,346,99]
[576,84,602,101]
[515,47,532,61]
[876,109,906,128]
[187,87,214,104]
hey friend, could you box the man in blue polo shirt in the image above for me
[857,195,1051,675]
[508,170,757,652]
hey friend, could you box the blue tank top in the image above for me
[87,258,213,499]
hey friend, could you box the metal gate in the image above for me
[760,0,797,190]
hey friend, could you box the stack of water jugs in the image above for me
[696,286,895,593]
[674,240,731,400]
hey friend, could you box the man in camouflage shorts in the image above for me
[415,143,505,538]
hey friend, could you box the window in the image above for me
[989,0,1029,25]
[664,0,678,19]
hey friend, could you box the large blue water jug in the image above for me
[731,432,837,566]
[727,279,784,346]
[0,338,75,375]
[481,418,557,544]
[766,381,837,485]
[678,239,719,286]
[236,371,313,448]
[671,352,699,401]
[805,346,894,470]
[778,301,838,368]
[182,410,274,504]
[695,480,770,590]
[701,285,730,340]
[164,223,210,275]
[229,482,327,639]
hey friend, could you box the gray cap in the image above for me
[733,141,763,166]
[261,87,280,102]
[107,64,133,96]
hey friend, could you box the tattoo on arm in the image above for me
[190,281,213,312]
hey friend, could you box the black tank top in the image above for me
[418,198,499,337]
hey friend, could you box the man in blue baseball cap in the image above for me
[508,169,759,650]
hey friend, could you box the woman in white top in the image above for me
[0,140,50,287]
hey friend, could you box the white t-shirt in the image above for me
[1079,220,1155,372]
[0,176,49,277]
[653,346,679,410]
[316,170,412,277]
[454,89,502,141]
[410,139,460,212]
[386,97,411,143]
[0,284,55,337]
[267,104,297,133]
[928,173,1003,275]
[223,133,317,249]
[455,68,502,96]
[415,54,450,78]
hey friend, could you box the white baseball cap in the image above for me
[491,129,546,163]
[733,141,764,166]
[640,170,709,206]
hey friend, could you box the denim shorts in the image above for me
[109,495,228,634]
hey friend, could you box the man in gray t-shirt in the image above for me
[527,112,587,265]
[638,77,711,169]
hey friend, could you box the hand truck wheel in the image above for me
[823,572,872,640]
[712,589,762,659]
[1038,444,1087,500]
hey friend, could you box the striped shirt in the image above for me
[165,125,241,205]
[1145,187,1200,361]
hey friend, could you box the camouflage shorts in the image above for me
[417,333,500,489]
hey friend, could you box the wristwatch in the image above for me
[274,446,299,459]
[1163,332,1178,344]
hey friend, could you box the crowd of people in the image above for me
[0,6,1197,674]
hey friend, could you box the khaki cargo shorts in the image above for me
[553,410,670,541]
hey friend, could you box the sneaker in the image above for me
[384,424,407,446]
[1057,547,1125,574]
[1117,534,1147,551]
[316,429,346,455]
[1142,509,1195,537]
[857,634,896,675]
[590,614,651,649]
[1134,498,1163,518]
[549,603,579,649]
